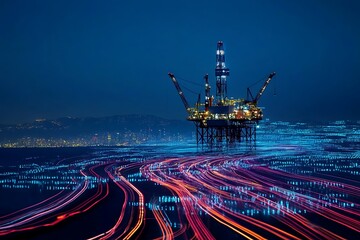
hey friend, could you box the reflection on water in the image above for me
[0,121,359,239]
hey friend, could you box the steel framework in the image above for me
[195,121,257,145]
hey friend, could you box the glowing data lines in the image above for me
[1,122,360,239]
[141,153,360,239]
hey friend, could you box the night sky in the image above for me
[1,0,359,124]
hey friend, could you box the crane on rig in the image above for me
[243,72,276,120]
[246,72,276,104]
[168,41,276,144]
[168,73,190,112]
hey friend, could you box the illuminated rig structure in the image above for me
[169,41,276,144]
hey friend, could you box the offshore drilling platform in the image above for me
[169,41,276,144]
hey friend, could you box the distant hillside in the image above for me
[0,114,192,140]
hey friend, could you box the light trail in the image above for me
[141,154,360,239]
[1,136,359,239]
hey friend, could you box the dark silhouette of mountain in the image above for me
[0,115,192,140]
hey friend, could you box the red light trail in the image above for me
[0,148,359,239]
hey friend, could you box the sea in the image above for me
[0,121,359,239]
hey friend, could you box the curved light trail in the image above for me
[0,138,359,239]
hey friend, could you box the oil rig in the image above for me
[168,41,276,144]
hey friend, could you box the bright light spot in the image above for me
[57,214,66,220]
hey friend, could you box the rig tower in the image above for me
[215,41,230,104]
[169,41,275,145]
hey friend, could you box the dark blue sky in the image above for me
[0,0,359,124]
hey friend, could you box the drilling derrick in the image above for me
[169,41,276,145]
[215,41,230,104]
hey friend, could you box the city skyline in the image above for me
[1,0,359,124]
